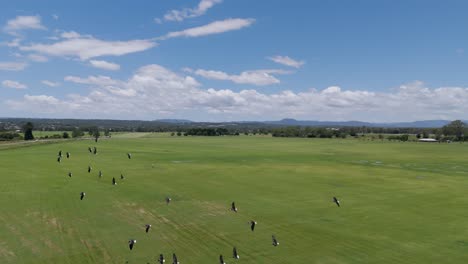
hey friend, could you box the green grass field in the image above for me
[1,134,468,263]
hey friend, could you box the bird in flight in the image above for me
[231,201,238,212]
[232,247,239,259]
[333,197,340,207]
[128,239,136,250]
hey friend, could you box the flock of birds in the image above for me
[56,142,342,263]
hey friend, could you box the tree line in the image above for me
[1,120,467,142]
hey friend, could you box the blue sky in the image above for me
[1,0,468,121]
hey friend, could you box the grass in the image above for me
[0,134,468,263]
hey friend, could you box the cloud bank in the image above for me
[5,65,468,122]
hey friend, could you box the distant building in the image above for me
[418,138,438,142]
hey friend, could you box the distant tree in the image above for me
[416,133,421,139]
[442,120,466,140]
[88,126,100,142]
[422,131,429,138]
[63,132,70,138]
[434,129,442,140]
[171,132,175,136]
[400,134,409,142]
[378,134,384,140]
[23,122,34,140]
[104,129,111,137]
[72,128,85,138]
[177,132,182,136]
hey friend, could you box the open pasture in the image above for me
[1,135,468,263]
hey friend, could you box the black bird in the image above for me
[231,201,237,212]
[88,147,92,153]
[249,220,257,231]
[158,254,165,264]
[233,247,239,259]
[88,166,92,173]
[58,150,62,157]
[219,255,226,264]
[93,147,97,155]
[172,253,179,264]
[166,197,172,205]
[128,239,136,250]
[145,224,151,233]
[112,177,116,185]
[57,156,61,163]
[68,172,72,177]
[66,152,70,159]
[80,192,85,200]
[127,153,132,159]
[333,197,340,207]
[99,170,103,178]
[120,174,125,180]
[272,235,279,246]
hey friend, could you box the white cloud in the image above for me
[5,38,22,47]
[60,31,82,39]
[89,60,121,71]
[28,54,49,62]
[268,55,305,68]
[19,33,156,60]
[7,65,468,122]
[2,80,27,89]
[161,18,255,39]
[0,61,28,71]
[41,80,60,87]
[193,68,289,86]
[4,15,46,35]
[52,14,59,20]
[163,0,222,22]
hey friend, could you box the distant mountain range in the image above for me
[263,119,454,128]
[155,118,459,128]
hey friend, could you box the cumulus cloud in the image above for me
[192,68,290,86]
[2,80,27,89]
[0,61,28,71]
[6,65,468,121]
[161,18,255,39]
[89,60,120,71]
[41,80,60,87]
[19,32,156,60]
[4,15,46,35]
[268,55,305,68]
[28,54,49,62]
[162,0,222,22]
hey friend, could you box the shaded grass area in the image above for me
[0,135,468,263]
